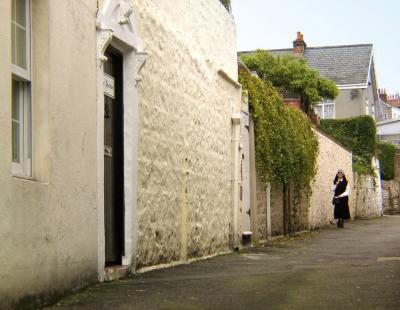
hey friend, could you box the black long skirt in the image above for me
[334,196,350,219]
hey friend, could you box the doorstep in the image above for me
[104,265,130,282]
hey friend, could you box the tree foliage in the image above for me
[240,50,338,115]
[219,0,231,12]
[318,116,376,174]
[239,69,318,189]
[377,142,396,180]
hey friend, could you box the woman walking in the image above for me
[332,169,350,228]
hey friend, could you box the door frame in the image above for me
[96,1,147,281]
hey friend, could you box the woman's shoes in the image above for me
[337,219,344,228]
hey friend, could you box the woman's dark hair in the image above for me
[333,170,347,184]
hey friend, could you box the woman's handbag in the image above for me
[332,197,339,205]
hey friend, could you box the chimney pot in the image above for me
[293,31,306,55]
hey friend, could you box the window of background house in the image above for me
[11,0,32,176]
[314,99,335,120]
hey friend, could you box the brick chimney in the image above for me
[293,31,306,55]
[379,89,388,102]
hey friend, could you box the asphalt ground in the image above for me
[44,216,400,310]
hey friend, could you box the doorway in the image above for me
[104,47,124,266]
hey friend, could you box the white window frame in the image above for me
[11,0,32,177]
[315,99,335,119]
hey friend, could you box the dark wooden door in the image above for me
[104,48,124,266]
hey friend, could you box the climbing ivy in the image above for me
[318,116,376,174]
[239,69,318,217]
[219,0,231,12]
[377,142,396,180]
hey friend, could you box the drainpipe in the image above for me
[232,113,241,249]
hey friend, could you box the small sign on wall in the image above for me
[104,73,115,99]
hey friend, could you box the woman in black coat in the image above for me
[332,169,350,228]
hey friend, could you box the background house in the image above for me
[240,32,379,120]
[376,89,400,121]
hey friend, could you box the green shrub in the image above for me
[318,116,376,174]
[377,142,396,180]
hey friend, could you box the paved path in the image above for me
[45,216,400,309]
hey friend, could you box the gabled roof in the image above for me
[240,44,374,86]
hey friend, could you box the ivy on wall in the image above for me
[219,0,231,12]
[377,142,396,180]
[239,69,318,234]
[318,116,376,174]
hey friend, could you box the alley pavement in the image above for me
[44,216,400,310]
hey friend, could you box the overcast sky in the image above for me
[231,0,400,94]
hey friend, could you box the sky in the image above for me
[231,0,400,94]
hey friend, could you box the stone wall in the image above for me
[308,130,355,229]
[381,180,400,214]
[254,177,268,240]
[133,0,239,268]
[353,169,383,218]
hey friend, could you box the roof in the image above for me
[376,118,400,126]
[240,44,373,86]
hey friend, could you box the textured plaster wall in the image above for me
[132,0,239,268]
[0,0,98,308]
[308,131,355,229]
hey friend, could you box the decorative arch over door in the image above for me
[96,0,147,280]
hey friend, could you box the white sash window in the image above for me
[314,99,335,119]
[11,0,32,177]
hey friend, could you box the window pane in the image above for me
[12,121,21,163]
[15,0,26,27]
[314,106,322,118]
[325,105,335,119]
[16,26,27,69]
[12,0,16,22]
[25,83,32,159]
[12,80,20,121]
[11,25,16,65]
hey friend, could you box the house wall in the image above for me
[0,0,99,308]
[132,0,239,268]
[308,131,354,229]
[335,88,365,119]
[377,121,400,135]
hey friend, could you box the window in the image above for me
[11,0,31,176]
[314,99,335,120]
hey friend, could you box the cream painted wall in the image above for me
[1,0,240,306]
[308,130,355,229]
[335,89,365,119]
[0,0,99,308]
[132,0,239,268]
